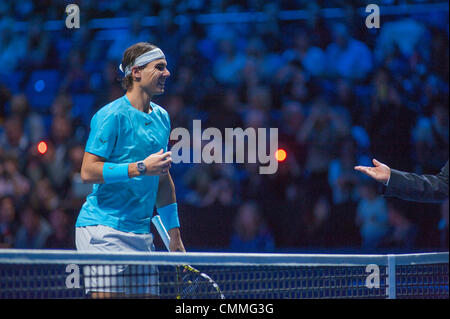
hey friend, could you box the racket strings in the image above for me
[180,276,201,297]
[177,267,225,299]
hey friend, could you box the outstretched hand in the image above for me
[354,159,391,184]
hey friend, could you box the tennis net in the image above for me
[0,249,448,299]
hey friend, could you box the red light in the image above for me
[37,141,48,154]
[275,149,287,162]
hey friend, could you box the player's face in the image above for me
[139,59,170,96]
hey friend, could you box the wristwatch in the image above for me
[136,161,147,175]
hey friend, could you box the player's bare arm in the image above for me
[157,172,185,252]
[81,149,173,183]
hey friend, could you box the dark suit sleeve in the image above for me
[384,161,449,203]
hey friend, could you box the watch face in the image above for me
[137,162,146,173]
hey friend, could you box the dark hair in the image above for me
[120,42,158,90]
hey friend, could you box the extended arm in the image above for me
[385,161,448,203]
[355,159,449,203]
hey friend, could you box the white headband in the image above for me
[119,48,165,76]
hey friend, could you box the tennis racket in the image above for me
[151,215,225,299]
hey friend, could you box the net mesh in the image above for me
[0,250,448,299]
[395,263,449,298]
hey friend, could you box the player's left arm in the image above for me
[156,172,185,252]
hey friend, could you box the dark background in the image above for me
[0,0,448,253]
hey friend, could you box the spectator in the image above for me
[183,163,215,207]
[356,180,390,250]
[67,142,90,196]
[0,195,19,248]
[333,78,364,125]
[277,101,307,170]
[20,16,52,70]
[304,2,331,50]
[29,177,60,214]
[325,23,373,80]
[366,69,416,171]
[60,49,90,94]
[298,96,350,202]
[265,146,303,203]
[213,36,246,86]
[66,142,92,212]
[239,162,271,203]
[107,12,153,61]
[413,100,449,173]
[39,139,70,194]
[246,86,273,112]
[200,176,238,208]
[9,94,45,144]
[298,97,350,173]
[0,152,30,200]
[438,199,449,249]
[242,36,282,85]
[14,206,52,249]
[374,18,427,64]
[381,200,418,249]
[282,28,326,77]
[230,201,275,252]
[40,115,76,192]
[0,115,29,169]
[45,208,74,249]
[50,92,73,118]
[285,68,311,104]
[202,88,244,132]
[302,196,332,247]
[96,60,125,106]
[0,18,26,72]
[328,137,370,205]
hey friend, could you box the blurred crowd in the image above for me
[0,1,448,252]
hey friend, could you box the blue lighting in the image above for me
[34,79,45,92]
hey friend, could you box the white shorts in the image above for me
[75,225,159,296]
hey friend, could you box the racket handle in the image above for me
[152,215,171,251]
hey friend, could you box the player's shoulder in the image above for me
[150,101,169,117]
[93,96,128,121]
[150,101,170,124]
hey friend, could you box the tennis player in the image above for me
[75,42,185,298]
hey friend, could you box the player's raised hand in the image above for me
[354,159,391,184]
[144,149,172,176]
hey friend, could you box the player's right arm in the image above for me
[82,110,172,184]
[81,149,172,184]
